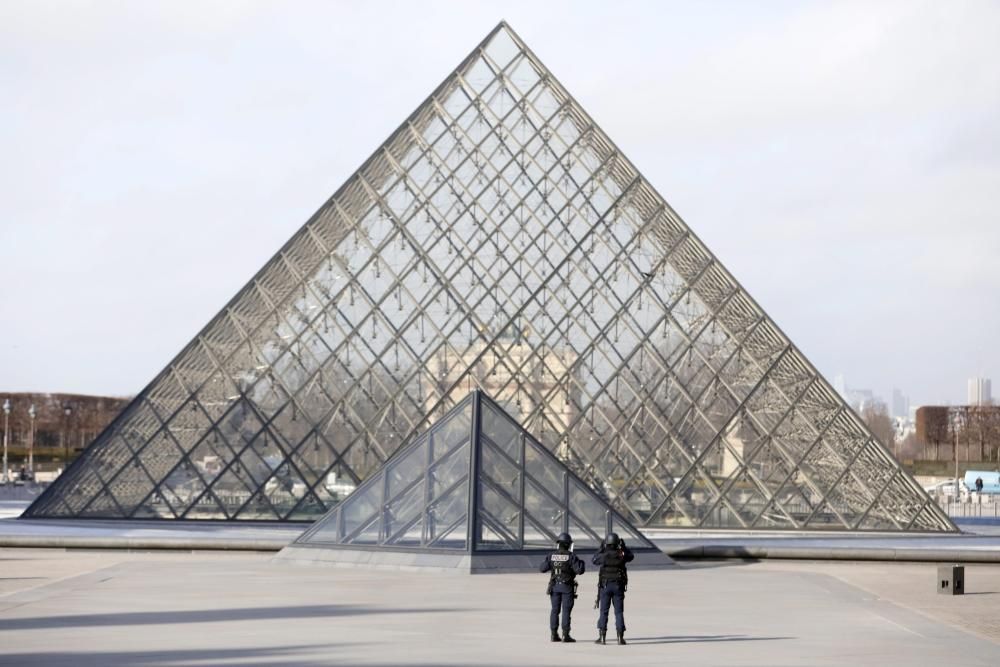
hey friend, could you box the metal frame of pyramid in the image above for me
[25,22,954,532]
[277,390,668,572]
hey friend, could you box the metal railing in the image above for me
[938,498,1000,519]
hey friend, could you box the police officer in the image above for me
[592,532,634,645]
[539,532,585,642]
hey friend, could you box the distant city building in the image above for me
[968,377,993,406]
[891,388,910,420]
[845,388,876,414]
[892,415,915,442]
[831,374,884,414]
[426,329,579,459]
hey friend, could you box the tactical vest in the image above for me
[549,551,576,585]
[599,549,628,585]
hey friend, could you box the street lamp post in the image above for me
[27,403,36,477]
[2,399,10,483]
[62,403,73,468]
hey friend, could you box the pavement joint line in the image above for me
[0,562,118,601]
[870,611,925,638]
[807,566,1000,647]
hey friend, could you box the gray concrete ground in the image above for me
[651,526,1000,561]
[5,514,1000,561]
[0,501,32,520]
[1,549,999,666]
[1,515,304,550]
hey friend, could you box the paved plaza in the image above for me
[1,548,999,666]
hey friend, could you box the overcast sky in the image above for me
[1,0,997,407]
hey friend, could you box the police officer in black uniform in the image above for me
[592,532,634,645]
[539,532,585,642]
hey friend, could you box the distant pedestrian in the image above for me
[976,476,984,494]
[540,532,585,643]
[592,532,634,645]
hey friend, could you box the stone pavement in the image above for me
[5,515,1000,563]
[0,516,304,550]
[786,560,1000,645]
[1,549,998,666]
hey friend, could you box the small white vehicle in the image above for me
[923,479,968,500]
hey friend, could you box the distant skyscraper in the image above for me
[891,388,909,419]
[968,378,993,406]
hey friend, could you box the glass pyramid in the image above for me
[290,390,658,555]
[25,22,953,532]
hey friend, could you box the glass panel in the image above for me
[523,478,563,541]
[523,514,557,548]
[304,508,341,543]
[342,480,382,539]
[524,441,564,494]
[477,480,520,549]
[431,440,469,497]
[569,479,608,537]
[429,480,468,549]
[77,488,124,518]
[611,515,654,549]
[429,516,468,550]
[567,519,601,549]
[387,436,428,497]
[345,514,381,545]
[482,402,520,460]
[285,492,328,522]
[385,479,425,543]
[479,523,513,550]
[387,515,424,547]
[435,401,472,453]
[182,490,229,520]
[481,440,520,501]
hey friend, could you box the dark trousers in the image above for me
[597,581,626,633]
[549,591,575,632]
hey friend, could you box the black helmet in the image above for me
[604,532,620,548]
[556,532,573,546]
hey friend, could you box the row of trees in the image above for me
[913,405,1000,462]
[860,402,1000,463]
[1,393,129,458]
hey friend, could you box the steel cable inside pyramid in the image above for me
[25,22,954,532]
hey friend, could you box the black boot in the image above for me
[562,631,576,643]
[551,630,561,642]
[617,631,626,645]
[595,630,606,644]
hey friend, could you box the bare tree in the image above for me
[897,432,922,460]
[982,405,1000,463]
[949,406,970,463]
[916,407,949,461]
[862,401,896,458]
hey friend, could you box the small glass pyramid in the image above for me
[290,390,658,555]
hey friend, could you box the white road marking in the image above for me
[871,612,924,638]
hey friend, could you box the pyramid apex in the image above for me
[485,19,524,49]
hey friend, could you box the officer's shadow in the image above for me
[626,634,792,645]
